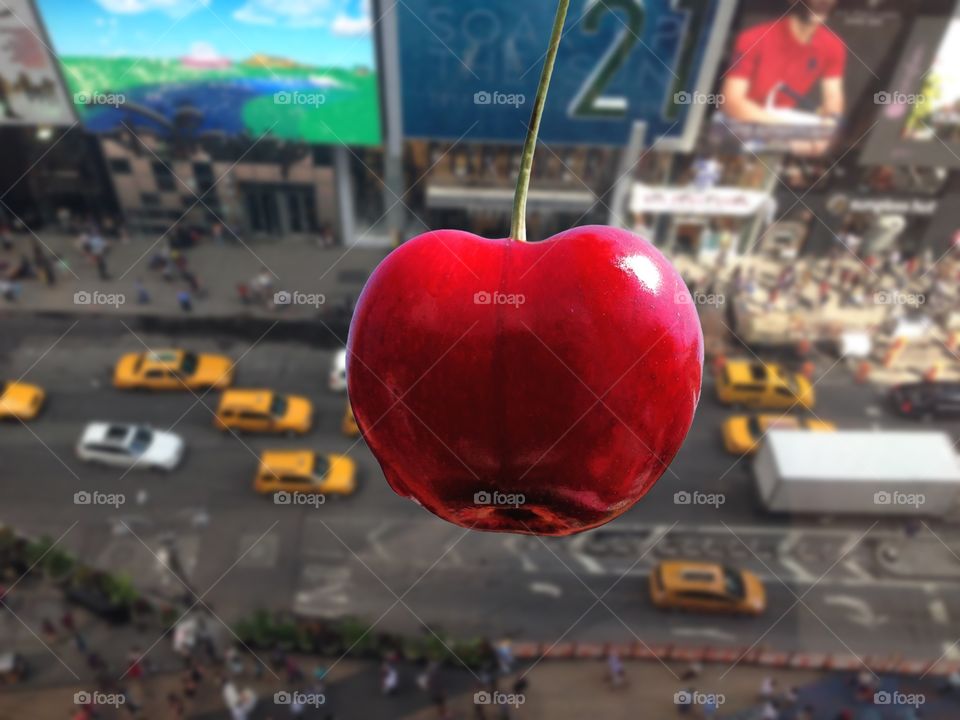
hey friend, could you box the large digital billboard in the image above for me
[397,0,736,150]
[35,0,382,146]
[861,2,960,167]
[0,0,74,125]
[708,0,905,157]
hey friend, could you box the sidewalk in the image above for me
[0,232,389,322]
[0,655,827,720]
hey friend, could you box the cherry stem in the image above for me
[510,0,571,243]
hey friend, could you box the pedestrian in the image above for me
[177,289,193,312]
[167,692,186,718]
[226,646,245,676]
[606,649,625,688]
[285,656,305,683]
[759,675,777,700]
[381,657,399,695]
[495,638,514,674]
[41,617,57,644]
[676,688,693,716]
[125,647,145,681]
[183,269,200,293]
[135,278,151,305]
[761,700,779,720]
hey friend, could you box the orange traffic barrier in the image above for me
[801,361,816,379]
[711,354,727,376]
[796,339,812,357]
[924,363,942,382]
[947,331,960,353]
[855,361,871,383]
[882,338,907,368]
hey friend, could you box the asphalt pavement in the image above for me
[3,313,960,681]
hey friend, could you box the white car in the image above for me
[76,423,185,472]
[329,349,347,392]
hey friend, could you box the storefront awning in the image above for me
[426,184,596,213]
[631,184,771,217]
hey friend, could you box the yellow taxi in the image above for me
[254,450,356,497]
[342,403,360,438]
[650,561,766,616]
[114,350,234,391]
[0,381,46,421]
[721,414,836,456]
[715,360,815,410]
[215,389,313,435]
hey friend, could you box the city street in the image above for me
[3,313,960,674]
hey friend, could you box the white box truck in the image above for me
[753,430,960,516]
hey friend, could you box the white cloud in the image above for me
[331,14,370,36]
[95,0,209,18]
[233,0,371,29]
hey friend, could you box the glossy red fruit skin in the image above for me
[347,225,703,536]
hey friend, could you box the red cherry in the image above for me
[347,225,703,536]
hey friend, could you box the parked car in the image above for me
[649,561,766,616]
[889,381,960,419]
[76,423,185,472]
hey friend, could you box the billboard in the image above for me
[708,0,905,157]
[861,3,960,167]
[0,0,74,125]
[397,0,735,149]
[35,0,382,146]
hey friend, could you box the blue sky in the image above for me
[38,0,376,68]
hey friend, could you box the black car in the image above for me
[889,382,960,419]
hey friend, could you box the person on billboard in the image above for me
[720,0,846,153]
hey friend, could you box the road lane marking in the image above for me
[529,582,563,598]
[825,595,888,628]
[672,627,737,642]
[930,599,950,626]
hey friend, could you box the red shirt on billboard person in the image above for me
[721,0,846,126]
